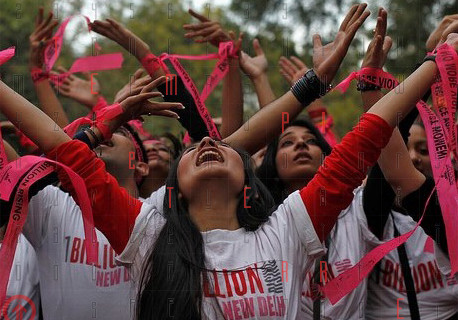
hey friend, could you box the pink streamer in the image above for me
[43,15,122,85]
[0,154,98,309]
[0,47,15,66]
[323,44,458,304]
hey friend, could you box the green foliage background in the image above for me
[0,0,456,147]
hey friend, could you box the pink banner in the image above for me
[43,15,123,85]
[322,44,458,304]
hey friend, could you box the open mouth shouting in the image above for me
[196,147,224,166]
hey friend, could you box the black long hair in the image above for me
[257,117,332,204]
[136,147,275,319]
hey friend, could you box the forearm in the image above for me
[362,90,425,201]
[3,139,19,161]
[361,90,383,112]
[224,91,302,155]
[366,61,437,126]
[34,80,69,128]
[251,74,276,108]
[378,129,426,201]
[221,58,243,138]
[0,81,70,153]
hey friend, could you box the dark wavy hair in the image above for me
[136,146,275,319]
[256,117,332,204]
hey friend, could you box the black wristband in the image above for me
[290,69,331,106]
[423,54,436,64]
[74,130,94,149]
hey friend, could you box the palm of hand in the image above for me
[312,32,344,70]
[242,54,268,78]
[65,77,99,107]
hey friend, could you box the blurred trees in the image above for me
[0,0,456,143]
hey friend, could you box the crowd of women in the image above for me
[0,3,458,319]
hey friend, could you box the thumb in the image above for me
[313,34,323,49]
[253,39,264,56]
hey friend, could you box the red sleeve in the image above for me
[46,140,142,254]
[301,113,393,241]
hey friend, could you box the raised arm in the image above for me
[0,76,181,252]
[361,8,425,202]
[29,8,69,128]
[225,3,370,154]
[183,10,244,138]
[239,39,276,108]
[302,53,440,241]
[90,18,214,140]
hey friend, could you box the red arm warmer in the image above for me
[301,113,393,241]
[46,140,141,254]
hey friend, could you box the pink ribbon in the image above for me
[0,47,15,66]
[316,116,338,147]
[322,180,435,304]
[43,15,123,85]
[64,103,123,140]
[322,44,458,304]
[0,133,98,308]
[334,67,399,92]
[158,41,237,140]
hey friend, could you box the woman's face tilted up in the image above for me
[177,137,245,201]
[275,126,324,189]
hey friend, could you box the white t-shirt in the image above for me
[366,211,458,320]
[24,186,136,320]
[2,234,40,320]
[117,190,325,319]
[301,187,377,320]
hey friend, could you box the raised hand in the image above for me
[278,56,309,85]
[361,8,392,69]
[426,14,458,51]
[239,39,268,79]
[312,3,370,84]
[114,69,153,103]
[90,18,150,60]
[110,76,184,132]
[53,67,101,108]
[29,8,59,68]
[183,9,231,47]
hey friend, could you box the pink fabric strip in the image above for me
[433,44,458,160]
[322,44,458,304]
[161,53,221,139]
[49,53,124,86]
[322,166,435,304]
[63,103,123,140]
[0,47,15,66]
[0,156,98,308]
[43,15,122,85]
[334,67,399,92]
[429,45,458,275]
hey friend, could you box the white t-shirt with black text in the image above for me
[2,234,40,320]
[118,190,325,319]
[24,186,136,320]
[301,187,377,320]
[366,211,458,320]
